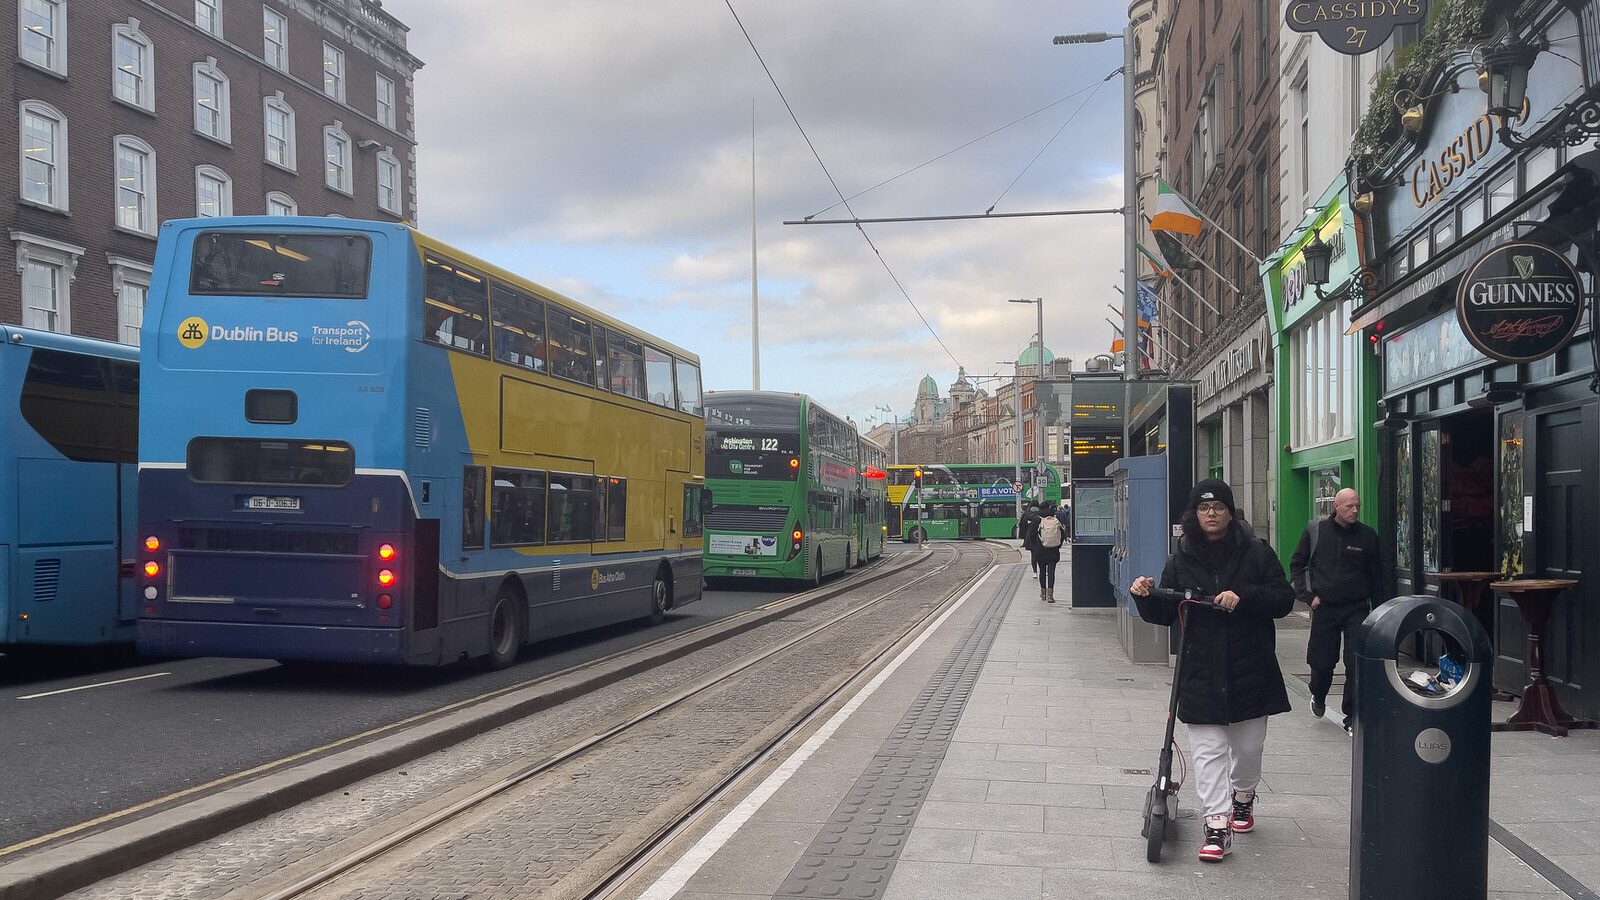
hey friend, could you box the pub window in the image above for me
[1431,217,1454,254]
[605,477,627,540]
[1524,145,1558,189]
[548,473,599,543]
[547,305,595,386]
[1458,190,1486,235]
[462,465,485,550]
[1411,234,1431,269]
[1488,170,1516,215]
[489,282,546,373]
[424,257,489,356]
[490,467,545,546]
[609,336,646,399]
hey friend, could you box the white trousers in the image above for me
[1185,716,1268,819]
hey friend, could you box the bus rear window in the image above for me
[191,232,371,298]
[187,438,354,486]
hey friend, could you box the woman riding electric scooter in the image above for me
[1129,478,1296,864]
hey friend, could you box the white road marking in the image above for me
[635,566,998,900]
[17,671,172,700]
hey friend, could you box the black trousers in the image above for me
[1307,601,1367,719]
[1034,551,1059,589]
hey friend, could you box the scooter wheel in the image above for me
[1144,786,1167,863]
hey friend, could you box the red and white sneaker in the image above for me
[1230,790,1256,833]
[1198,821,1232,862]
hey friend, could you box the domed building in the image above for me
[913,374,949,426]
[1016,341,1055,379]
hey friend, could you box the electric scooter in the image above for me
[1138,586,1222,863]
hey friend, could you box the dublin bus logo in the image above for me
[178,316,208,349]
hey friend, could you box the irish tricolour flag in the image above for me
[1150,180,1203,237]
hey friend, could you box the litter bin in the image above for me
[1350,595,1492,900]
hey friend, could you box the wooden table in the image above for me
[1434,571,1515,701]
[1490,579,1596,737]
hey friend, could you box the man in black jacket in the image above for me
[1290,488,1384,732]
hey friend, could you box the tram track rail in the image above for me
[0,549,938,900]
[248,543,1001,900]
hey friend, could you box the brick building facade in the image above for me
[4,0,421,343]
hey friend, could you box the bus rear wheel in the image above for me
[906,526,924,543]
[649,570,671,625]
[485,587,524,671]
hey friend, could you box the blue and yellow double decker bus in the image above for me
[702,391,879,584]
[136,217,705,668]
[0,327,140,652]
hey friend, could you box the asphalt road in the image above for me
[0,580,814,851]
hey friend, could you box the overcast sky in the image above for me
[386,0,1128,427]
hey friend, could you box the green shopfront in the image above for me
[1347,6,1600,719]
[1264,177,1380,569]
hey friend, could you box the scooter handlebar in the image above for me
[1141,586,1223,608]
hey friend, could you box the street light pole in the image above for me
[1055,19,1138,453]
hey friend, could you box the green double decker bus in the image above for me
[887,463,1063,542]
[703,391,883,584]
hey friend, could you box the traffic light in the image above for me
[913,468,923,489]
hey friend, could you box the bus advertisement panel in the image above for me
[887,463,1063,541]
[136,218,704,668]
[0,327,139,651]
[702,391,881,583]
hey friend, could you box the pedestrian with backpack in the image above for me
[1033,501,1065,602]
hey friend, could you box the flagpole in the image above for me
[1165,200,1264,266]
[1169,266,1222,317]
[1184,243,1243,297]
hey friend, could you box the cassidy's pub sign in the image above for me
[1456,241,1585,363]
[1286,0,1427,54]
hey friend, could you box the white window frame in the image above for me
[108,254,152,346]
[195,0,221,37]
[19,0,66,75]
[1289,295,1358,450]
[376,147,400,214]
[194,164,233,218]
[263,92,296,171]
[323,121,352,195]
[262,5,287,70]
[193,57,231,144]
[375,73,396,129]
[113,135,158,237]
[11,230,84,334]
[19,100,67,211]
[265,191,297,216]
[111,19,155,112]
[322,42,345,101]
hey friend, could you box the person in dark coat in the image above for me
[1031,501,1065,603]
[1018,502,1042,573]
[1290,488,1384,731]
[1130,478,1295,864]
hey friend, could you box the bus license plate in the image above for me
[730,568,758,576]
[246,495,301,511]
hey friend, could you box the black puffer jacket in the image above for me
[1134,521,1296,725]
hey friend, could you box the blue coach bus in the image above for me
[0,326,139,651]
[137,218,706,668]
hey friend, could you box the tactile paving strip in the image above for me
[773,565,1024,899]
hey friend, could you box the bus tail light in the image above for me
[377,569,397,588]
[377,543,397,562]
[143,561,161,578]
[144,535,161,552]
[377,594,393,610]
[788,528,804,560]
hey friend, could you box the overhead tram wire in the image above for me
[986,70,1111,215]
[804,80,1108,222]
[724,0,964,371]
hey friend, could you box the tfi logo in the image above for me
[311,320,371,353]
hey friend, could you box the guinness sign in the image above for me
[1456,241,1585,363]
[1286,0,1427,55]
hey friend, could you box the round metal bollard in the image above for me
[1349,595,1493,900]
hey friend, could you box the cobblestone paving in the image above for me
[66,546,992,900]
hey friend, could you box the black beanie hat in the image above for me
[1187,478,1236,514]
